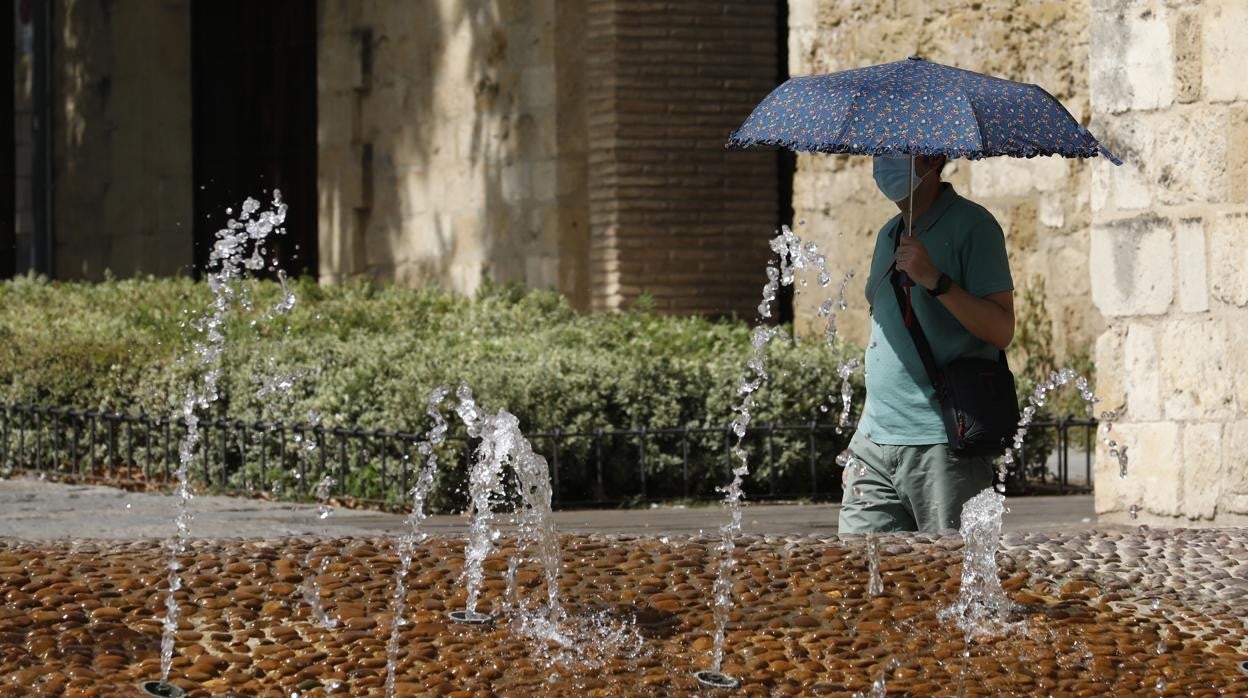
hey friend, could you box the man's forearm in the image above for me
[933,283,1014,350]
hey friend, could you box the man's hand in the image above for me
[895,234,940,289]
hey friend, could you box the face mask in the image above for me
[872,156,931,202]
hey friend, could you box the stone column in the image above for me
[1089,0,1248,525]
[586,0,778,316]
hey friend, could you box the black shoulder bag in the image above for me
[888,236,1020,457]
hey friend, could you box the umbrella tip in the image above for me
[907,55,924,61]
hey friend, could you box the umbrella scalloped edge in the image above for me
[724,132,1121,165]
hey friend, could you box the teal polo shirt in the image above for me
[857,183,1014,445]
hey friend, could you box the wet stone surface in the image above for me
[0,529,1244,696]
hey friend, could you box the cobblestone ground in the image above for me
[0,528,1244,697]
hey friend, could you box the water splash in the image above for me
[838,451,868,499]
[449,385,566,630]
[160,193,287,683]
[997,369,1126,494]
[866,535,883,597]
[837,358,861,433]
[815,270,857,420]
[302,441,339,630]
[710,225,848,673]
[507,411,564,624]
[452,386,507,617]
[315,476,336,520]
[509,607,643,673]
[939,489,1018,638]
[384,386,451,697]
[301,551,338,630]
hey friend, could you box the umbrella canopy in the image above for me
[727,56,1121,165]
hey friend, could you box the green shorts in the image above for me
[838,430,995,534]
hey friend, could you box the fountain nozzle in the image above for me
[448,610,493,624]
[139,681,187,698]
[694,670,740,689]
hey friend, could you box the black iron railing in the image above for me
[0,403,1095,508]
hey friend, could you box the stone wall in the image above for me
[1090,0,1248,525]
[51,0,193,279]
[316,0,782,316]
[317,0,591,306]
[788,0,1100,362]
[585,0,778,316]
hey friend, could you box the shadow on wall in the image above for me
[54,0,194,280]
[319,1,580,300]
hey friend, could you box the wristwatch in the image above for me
[928,272,953,297]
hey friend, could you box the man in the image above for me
[839,154,1015,533]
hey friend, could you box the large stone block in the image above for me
[968,155,1067,199]
[1172,9,1201,103]
[1229,318,1248,415]
[1208,211,1248,308]
[1124,323,1160,420]
[1174,217,1208,313]
[1089,124,1149,212]
[1090,0,1175,114]
[1150,107,1228,207]
[1090,215,1174,317]
[1232,107,1248,204]
[1202,0,1248,103]
[1092,108,1227,210]
[1181,422,1223,519]
[1094,420,1181,518]
[1158,317,1233,420]
[1222,421,1248,511]
[1094,326,1127,415]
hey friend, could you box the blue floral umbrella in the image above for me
[727,56,1121,165]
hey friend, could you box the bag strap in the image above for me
[889,229,1009,387]
[889,228,942,388]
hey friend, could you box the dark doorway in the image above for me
[774,0,796,325]
[1,0,14,278]
[191,1,317,278]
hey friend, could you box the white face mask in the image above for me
[872,156,932,202]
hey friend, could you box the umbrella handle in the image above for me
[900,154,916,287]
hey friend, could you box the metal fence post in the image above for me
[550,428,562,508]
[637,426,647,500]
[681,424,690,499]
[106,414,116,479]
[125,415,135,480]
[0,405,8,469]
[32,409,41,472]
[808,420,818,498]
[593,427,604,503]
[766,423,776,497]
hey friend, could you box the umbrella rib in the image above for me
[962,92,989,160]
[1028,83,1123,165]
[830,59,910,155]
[828,89,865,154]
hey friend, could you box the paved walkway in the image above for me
[0,477,1099,541]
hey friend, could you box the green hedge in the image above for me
[0,275,864,508]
